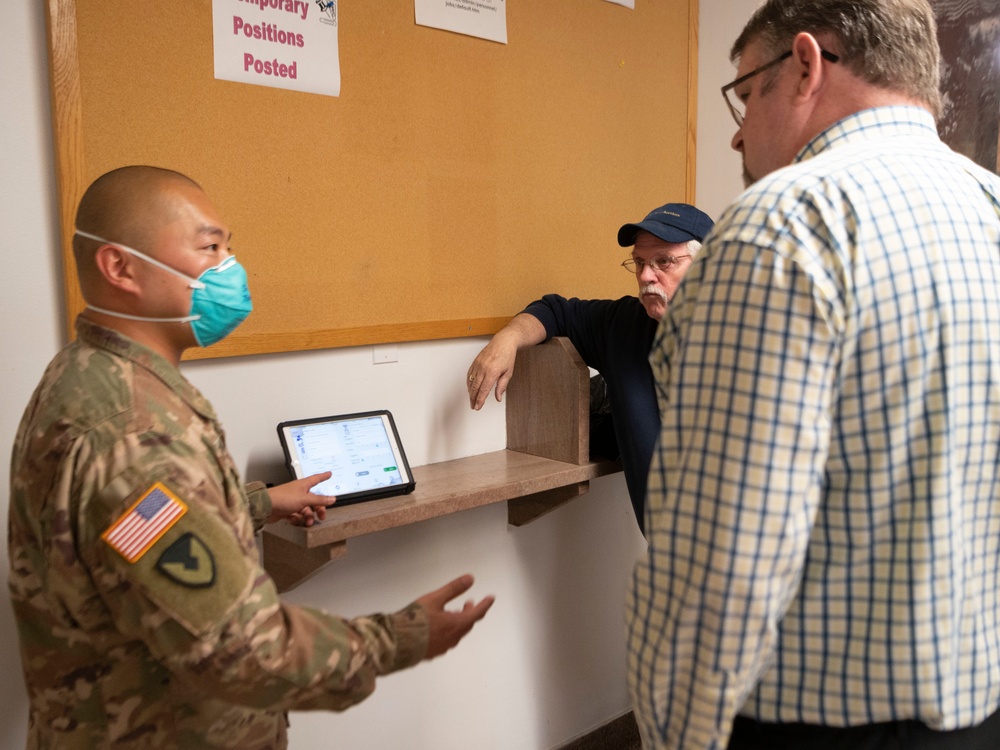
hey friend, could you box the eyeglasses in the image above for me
[721,48,840,126]
[621,255,691,274]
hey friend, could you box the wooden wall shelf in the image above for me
[262,338,622,592]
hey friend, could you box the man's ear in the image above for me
[790,32,828,102]
[93,244,142,295]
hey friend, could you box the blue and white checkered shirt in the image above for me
[627,106,1000,749]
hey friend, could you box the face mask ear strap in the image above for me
[74,229,207,290]
[85,304,198,324]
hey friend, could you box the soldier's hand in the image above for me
[466,336,518,410]
[267,472,333,526]
[417,574,494,660]
[285,505,327,527]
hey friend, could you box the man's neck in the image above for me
[81,310,186,366]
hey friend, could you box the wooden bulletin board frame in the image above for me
[45,0,699,360]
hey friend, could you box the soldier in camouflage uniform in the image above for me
[8,166,493,749]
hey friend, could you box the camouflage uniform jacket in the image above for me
[8,318,428,749]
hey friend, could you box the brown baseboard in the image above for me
[557,711,641,750]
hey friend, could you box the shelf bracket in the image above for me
[507,482,590,527]
[263,532,347,593]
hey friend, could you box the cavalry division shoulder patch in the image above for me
[102,482,188,563]
[155,532,216,588]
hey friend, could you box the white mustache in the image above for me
[639,285,667,301]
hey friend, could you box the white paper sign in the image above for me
[605,0,635,8]
[213,0,340,97]
[414,0,508,45]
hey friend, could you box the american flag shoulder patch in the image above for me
[102,482,188,563]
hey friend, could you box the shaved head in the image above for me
[73,166,203,289]
[74,166,202,270]
[70,165,236,361]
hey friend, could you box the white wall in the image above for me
[696,0,758,222]
[0,0,757,747]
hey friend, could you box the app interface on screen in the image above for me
[290,417,404,497]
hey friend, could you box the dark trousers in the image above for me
[727,706,1000,750]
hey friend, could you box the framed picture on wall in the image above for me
[933,0,1000,174]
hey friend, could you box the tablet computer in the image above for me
[277,410,416,507]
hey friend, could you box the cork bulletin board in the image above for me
[45,0,698,360]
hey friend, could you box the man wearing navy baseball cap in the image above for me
[465,202,714,533]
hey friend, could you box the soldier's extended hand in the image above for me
[267,471,332,526]
[417,575,494,660]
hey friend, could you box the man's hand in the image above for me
[466,314,547,410]
[416,575,494,660]
[466,336,518,410]
[266,472,333,526]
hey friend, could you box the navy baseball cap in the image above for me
[617,203,714,247]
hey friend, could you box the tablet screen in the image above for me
[278,411,414,503]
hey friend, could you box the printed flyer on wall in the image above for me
[212,0,341,96]
[414,0,507,44]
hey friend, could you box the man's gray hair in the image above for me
[731,0,942,119]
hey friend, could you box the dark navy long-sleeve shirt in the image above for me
[522,294,658,532]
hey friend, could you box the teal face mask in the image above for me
[75,229,253,347]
